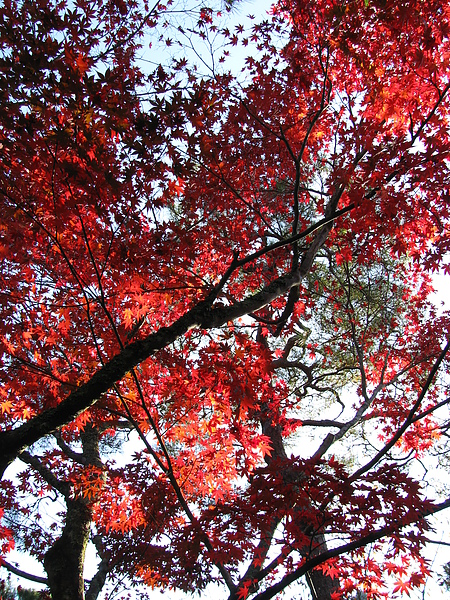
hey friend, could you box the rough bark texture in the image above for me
[44,426,103,600]
[306,557,340,599]
[44,498,92,600]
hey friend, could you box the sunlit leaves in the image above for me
[1,0,450,598]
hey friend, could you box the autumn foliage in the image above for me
[1,0,450,598]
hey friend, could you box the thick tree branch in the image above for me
[44,425,102,600]
[19,451,71,498]
[0,203,350,477]
[55,432,89,466]
[0,559,48,585]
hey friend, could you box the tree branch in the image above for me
[0,202,352,477]
[349,337,450,483]
[0,559,48,585]
[19,451,70,498]
[238,495,450,600]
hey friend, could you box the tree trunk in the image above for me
[44,425,104,600]
[44,498,92,600]
[306,557,340,599]
[260,407,340,600]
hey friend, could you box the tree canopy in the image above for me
[1,0,450,598]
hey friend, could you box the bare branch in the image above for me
[0,559,48,585]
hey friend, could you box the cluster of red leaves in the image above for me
[1,0,450,598]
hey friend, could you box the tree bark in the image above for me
[44,498,92,600]
[44,426,104,600]
[260,415,340,600]
[306,558,340,600]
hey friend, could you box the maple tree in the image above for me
[1,0,450,598]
